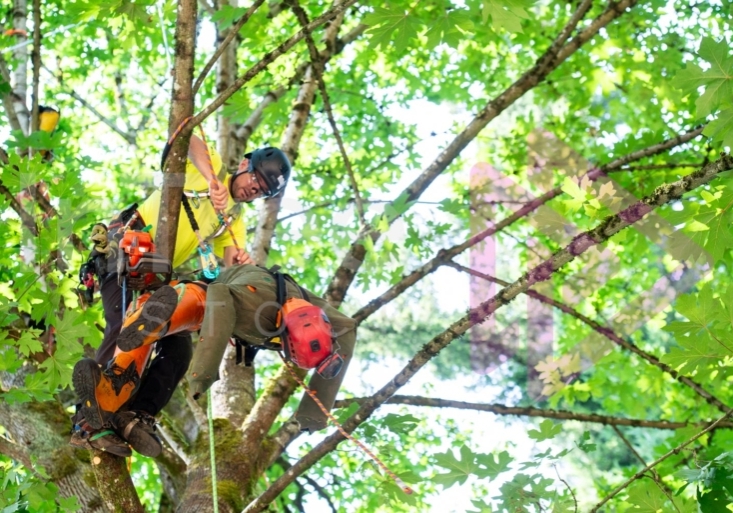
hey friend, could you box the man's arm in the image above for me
[189,135,229,210]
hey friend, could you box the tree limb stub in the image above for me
[242,155,733,512]
[333,395,733,430]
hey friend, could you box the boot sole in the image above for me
[115,414,162,457]
[117,285,178,352]
[73,358,106,430]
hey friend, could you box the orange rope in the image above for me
[278,352,414,495]
[167,116,193,147]
[196,125,242,252]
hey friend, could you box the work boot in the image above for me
[69,426,132,457]
[73,358,140,430]
[111,411,162,458]
[117,285,179,352]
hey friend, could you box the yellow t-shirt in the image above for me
[137,149,246,269]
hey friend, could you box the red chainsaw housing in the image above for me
[283,299,341,376]
[119,231,155,270]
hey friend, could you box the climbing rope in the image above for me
[195,124,243,253]
[207,388,220,513]
[278,352,414,495]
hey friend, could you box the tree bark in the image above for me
[0,374,105,511]
[156,0,198,261]
[11,0,30,135]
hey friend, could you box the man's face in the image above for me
[231,159,266,203]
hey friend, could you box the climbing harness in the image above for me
[279,354,413,495]
[181,192,220,280]
[207,388,220,513]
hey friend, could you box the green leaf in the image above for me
[474,451,513,480]
[425,9,474,49]
[576,431,597,453]
[381,413,420,434]
[704,107,733,148]
[481,0,534,33]
[625,480,668,512]
[433,445,481,488]
[363,7,422,54]
[211,5,247,30]
[52,309,92,349]
[527,419,563,441]
[561,177,586,212]
[15,329,43,357]
[698,488,730,513]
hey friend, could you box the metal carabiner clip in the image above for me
[192,191,201,209]
[197,243,220,280]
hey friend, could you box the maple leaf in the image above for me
[561,177,586,212]
[475,451,513,480]
[482,0,534,33]
[527,419,562,442]
[52,310,92,349]
[363,7,422,54]
[16,329,43,357]
[625,480,668,512]
[425,9,474,49]
[433,445,482,488]
[597,180,617,200]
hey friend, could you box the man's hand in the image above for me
[209,180,229,211]
[233,249,254,265]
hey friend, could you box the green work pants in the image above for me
[188,265,356,432]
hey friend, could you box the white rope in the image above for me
[157,0,172,69]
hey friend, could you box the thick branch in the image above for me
[91,451,144,512]
[590,411,733,512]
[333,396,733,430]
[239,366,306,456]
[189,0,360,130]
[11,0,30,134]
[193,0,266,96]
[156,0,198,260]
[242,156,733,511]
[0,55,22,132]
[351,126,706,324]
[325,0,635,308]
[0,435,32,468]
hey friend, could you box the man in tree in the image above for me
[77,261,356,453]
[70,141,292,457]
